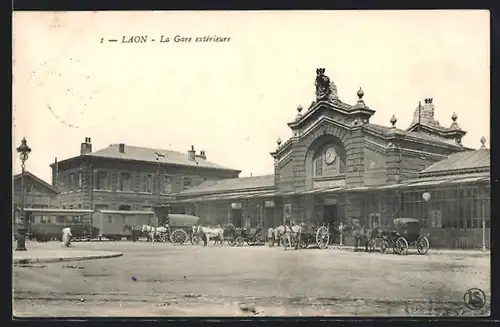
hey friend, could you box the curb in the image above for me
[13,252,123,265]
[330,245,489,255]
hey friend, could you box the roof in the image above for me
[54,144,241,172]
[178,174,275,196]
[98,210,154,215]
[13,171,59,194]
[365,123,463,149]
[22,208,93,216]
[394,218,420,225]
[420,148,490,176]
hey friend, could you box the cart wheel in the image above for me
[191,235,201,246]
[235,237,244,247]
[228,239,236,247]
[396,237,409,255]
[379,241,389,254]
[170,229,188,244]
[316,226,330,249]
[417,236,429,255]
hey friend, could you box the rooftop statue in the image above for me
[315,68,338,101]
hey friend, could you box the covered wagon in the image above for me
[164,214,200,244]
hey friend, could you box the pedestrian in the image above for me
[62,227,72,247]
[267,227,274,247]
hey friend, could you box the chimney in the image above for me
[195,149,207,160]
[80,137,92,155]
[52,157,59,187]
[187,145,196,161]
[118,143,125,153]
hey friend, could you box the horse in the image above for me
[222,224,236,244]
[195,225,224,247]
[271,225,286,247]
[367,225,385,251]
[123,224,142,242]
[141,225,158,243]
[340,222,383,252]
[283,224,304,250]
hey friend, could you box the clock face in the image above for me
[324,147,337,164]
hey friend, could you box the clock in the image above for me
[324,146,337,164]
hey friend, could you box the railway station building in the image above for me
[167,68,490,249]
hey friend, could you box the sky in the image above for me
[13,10,490,183]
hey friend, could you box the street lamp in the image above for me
[16,137,31,251]
[156,157,161,204]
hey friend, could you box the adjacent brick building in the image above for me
[51,139,241,223]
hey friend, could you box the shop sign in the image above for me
[313,179,346,189]
[231,202,242,210]
[264,200,275,208]
[324,197,337,205]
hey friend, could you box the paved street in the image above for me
[13,241,490,317]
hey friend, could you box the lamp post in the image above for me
[422,191,431,237]
[16,137,31,251]
[156,157,161,204]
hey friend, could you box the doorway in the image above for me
[232,209,243,228]
[323,205,337,225]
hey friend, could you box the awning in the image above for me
[22,208,94,216]
[445,176,491,185]
[98,210,154,215]
[405,180,450,188]
[177,190,275,203]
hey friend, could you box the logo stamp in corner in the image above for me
[463,288,486,310]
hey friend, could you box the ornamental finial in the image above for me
[357,87,364,100]
[390,114,397,127]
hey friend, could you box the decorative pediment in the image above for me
[288,69,376,131]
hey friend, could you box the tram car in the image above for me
[15,208,97,242]
[93,210,155,241]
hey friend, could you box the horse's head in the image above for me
[141,225,148,233]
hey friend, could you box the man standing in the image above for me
[62,227,72,247]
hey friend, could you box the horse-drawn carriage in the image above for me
[276,222,332,250]
[166,214,200,244]
[231,227,263,247]
[379,218,430,255]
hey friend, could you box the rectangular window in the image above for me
[368,213,381,228]
[147,174,152,192]
[69,173,75,191]
[183,177,193,190]
[78,171,83,189]
[96,171,108,190]
[314,158,323,176]
[119,172,131,191]
[163,175,173,193]
[142,175,153,193]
